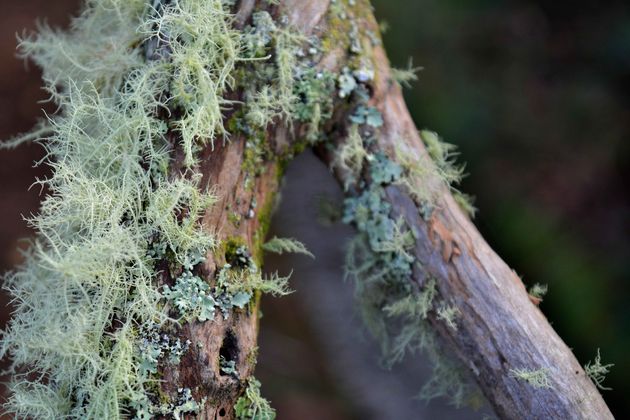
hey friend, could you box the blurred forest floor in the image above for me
[0,0,628,418]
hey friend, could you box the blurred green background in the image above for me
[372,0,629,415]
[0,0,627,418]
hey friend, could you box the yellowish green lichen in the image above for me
[0,0,297,417]
[509,368,553,389]
[528,283,548,302]
[234,377,275,420]
[1,0,484,417]
[262,236,314,258]
[584,349,614,391]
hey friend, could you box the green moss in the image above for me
[252,189,277,267]
[229,212,242,227]
[242,131,273,178]
[223,237,249,265]
[322,0,354,54]
[246,346,260,370]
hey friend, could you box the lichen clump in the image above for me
[234,377,276,420]
[584,349,614,391]
[509,368,553,389]
[329,1,480,405]
[0,0,482,417]
[0,0,291,417]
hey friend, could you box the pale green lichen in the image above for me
[274,29,303,121]
[421,130,465,187]
[144,0,245,166]
[584,349,614,391]
[528,283,548,302]
[383,279,436,321]
[236,10,335,146]
[394,130,473,218]
[138,387,204,420]
[509,368,553,389]
[349,105,384,128]
[436,304,461,331]
[332,124,369,190]
[293,68,336,142]
[164,271,221,322]
[0,0,286,417]
[338,67,358,98]
[391,58,422,89]
[337,51,479,407]
[262,236,314,258]
[453,192,478,219]
[341,145,476,407]
[220,355,239,378]
[146,177,217,263]
[381,280,436,364]
[139,324,191,376]
[217,264,293,299]
[234,377,275,420]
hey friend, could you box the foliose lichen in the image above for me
[327,2,481,405]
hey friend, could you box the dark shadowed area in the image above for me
[0,1,628,419]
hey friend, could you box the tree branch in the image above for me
[2,0,611,418]
[309,1,613,419]
[175,0,613,418]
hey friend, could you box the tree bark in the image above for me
[356,48,613,418]
[165,1,614,419]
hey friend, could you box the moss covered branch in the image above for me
[0,0,613,419]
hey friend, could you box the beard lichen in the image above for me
[233,377,275,420]
[584,349,614,391]
[0,0,234,416]
[0,0,320,417]
[262,236,314,259]
[509,368,553,389]
[2,0,486,417]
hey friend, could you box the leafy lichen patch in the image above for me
[327,21,482,406]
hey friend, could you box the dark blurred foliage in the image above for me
[0,1,628,419]
[0,2,81,418]
[372,0,629,416]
